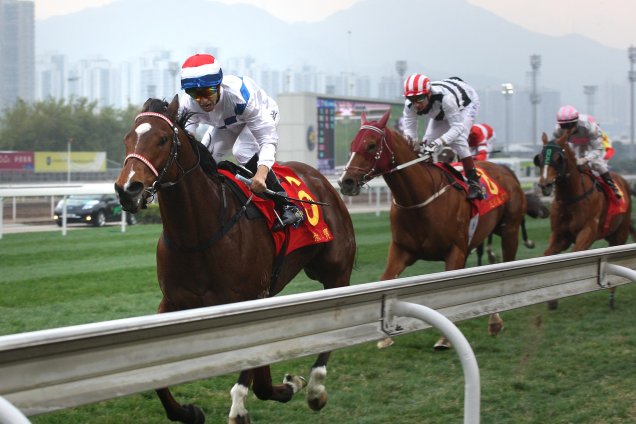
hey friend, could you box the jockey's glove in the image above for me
[576,157,589,166]
[419,137,445,157]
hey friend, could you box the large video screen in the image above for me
[316,98,404,174]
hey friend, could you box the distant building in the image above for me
[0,0,35,111]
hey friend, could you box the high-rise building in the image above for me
[0,0,35,112]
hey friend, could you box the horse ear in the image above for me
[166,94,179,122]
[541,132,548,145]
[378,109,391,128]
[360,112,368,125]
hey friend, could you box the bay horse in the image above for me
[114,96,356,424]
[338,109,527,349]
[535,131,634,309]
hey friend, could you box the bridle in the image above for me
[345,124,452,209]
[124,112,200,202]
[536,141,594,204]
[344,124,397,184]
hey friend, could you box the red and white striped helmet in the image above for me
[403,74,431,97]
[556,105,579,124]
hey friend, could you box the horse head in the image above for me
[114,95,199,213]
[535,131,572,196]
[338,109,398,196]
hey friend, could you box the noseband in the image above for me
[124,112,200,201]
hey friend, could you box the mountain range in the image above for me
[36,0,630,108]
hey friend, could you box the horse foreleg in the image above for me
[251,365,304,403]
[307,352,330,411]
[543,235,574,310]
[572,227,596,252]
[433,246,468,350]
[229,371,254,424]
[156,388,205,424]
[380,241,415,280]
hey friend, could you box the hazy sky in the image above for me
[34,0,635,50]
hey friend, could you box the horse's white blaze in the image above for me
[344,152,357,169]
[228,383,249,419]
[123,169,137,189]
[135,122,151,144]
[307,365,327,399]
[542,164,548,180]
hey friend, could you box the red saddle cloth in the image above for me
[596,176,628,236]
[435,162,510,216]
[217,164,334,255]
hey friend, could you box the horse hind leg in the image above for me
[156,388,205,424]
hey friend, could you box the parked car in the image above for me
[53,194,136,227]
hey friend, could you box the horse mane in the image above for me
[141,97,197,137]
[141,97,216,173]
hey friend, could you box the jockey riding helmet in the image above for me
[403,74,431,98]
[556,105,579,124]
[180,54,223,90]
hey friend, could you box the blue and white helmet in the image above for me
[180,54,223,90]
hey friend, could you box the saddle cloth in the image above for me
[596,176,628,236]
[435,162,510,216]
[217,163,334,255]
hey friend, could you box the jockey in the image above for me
[468,123,496,161]
[178,53,305,229]
[553,105,621,199]
[402,74,483,200]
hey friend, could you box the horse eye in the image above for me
[159,135,169,145]
[366,143,377,152]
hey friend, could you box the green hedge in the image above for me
[134,203,162,224]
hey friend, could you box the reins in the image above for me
[347,125,452,209]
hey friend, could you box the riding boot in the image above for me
[461,157,484,200]
[266,169,305,230]
[601,172,622,199]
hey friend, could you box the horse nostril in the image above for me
[339,178,355,193]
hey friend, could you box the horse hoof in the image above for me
[183,404,205,424]
[524,240,535,249]
[433,337,452,351]
[488,314,504,336]
[307,389,328,411]
[376,337,394,349]
[228,414,250,424]
[284,374,307,393]
[547,300,559,310]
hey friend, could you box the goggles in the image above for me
[558,121,577,130]
[407,94,428,104]
[186,86,218,101]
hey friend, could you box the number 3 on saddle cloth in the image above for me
[435,162,511,244]
[217,163,334,255]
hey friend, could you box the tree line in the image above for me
[0,97,140,167]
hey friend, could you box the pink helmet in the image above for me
[556,105,579,124]
[404,74,431,97]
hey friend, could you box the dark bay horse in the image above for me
[114,96,356,424]
[535,131,634,309]
[338,109,527,348]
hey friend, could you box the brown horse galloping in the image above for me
[535,131,635,309]
[338,109,527,348]
[114,96,356,424]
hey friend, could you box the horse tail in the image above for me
[521,218,535,249]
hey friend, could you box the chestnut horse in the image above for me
[535,131,634,309]
[338,109,527,348]
[114,96,356,424]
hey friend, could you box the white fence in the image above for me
[1,244,636,423]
